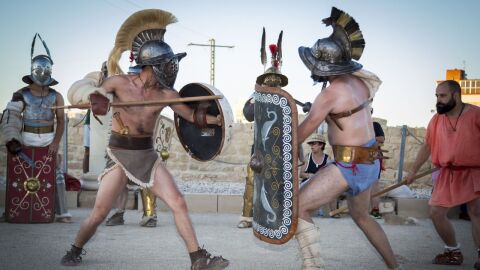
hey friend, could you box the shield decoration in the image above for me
[252,84,298,244]
[6,146,56,223]
[174,83,233,161]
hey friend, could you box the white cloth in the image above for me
[22,132,54,147]
[352,68,382,99]
[0,101,24,144]
[83,125,90,147]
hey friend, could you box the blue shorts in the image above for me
[334,138,380,197]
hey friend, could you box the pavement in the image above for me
[0,208,476,270]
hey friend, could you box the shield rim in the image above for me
[174,82,228,162]
[252,84,299,245]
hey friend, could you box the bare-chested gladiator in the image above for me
[293,7,401,270]
[60,9,228,270]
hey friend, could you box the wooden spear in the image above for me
[328,167,439,217]
[51,95,223,110]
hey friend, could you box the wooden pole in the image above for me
[52,95,223,110]
[328,167,439,217]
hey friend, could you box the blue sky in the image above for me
[1,0,479,127]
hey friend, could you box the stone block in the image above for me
[66,191,78,208]
[184,194,218,213]
[78,190,97,208]
[218,195,242,214]
[396,198,430,218]
[396,197,461,219]
[78,190,136,209]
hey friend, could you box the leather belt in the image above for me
[23,125,54,134]
[332,144,382,164]
[109,132,153,150]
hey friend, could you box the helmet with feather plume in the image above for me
[22,33,58,86]
[256,28,288,87]
[298,7,365,82]
[107,9,186,89]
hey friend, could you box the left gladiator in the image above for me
[1,33,72,224]
[60,9,229,270]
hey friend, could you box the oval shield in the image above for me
[174,83,233,161]
[252,84,299,244]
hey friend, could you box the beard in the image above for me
[436,98,456,114]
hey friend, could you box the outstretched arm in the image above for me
[167,90,221,126]
[297,89,334,144]
[50,93,65,155]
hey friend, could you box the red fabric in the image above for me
[426,105,480,207]
[65,173,81,191]
[6,147,56,223]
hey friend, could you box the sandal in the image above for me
[237,220,252,228]
[56,217,73,223]
[432,250,463,265]
[106,212,125,226]
[190,247,229,270]
[61,245,86,266]
[139,215,157,227]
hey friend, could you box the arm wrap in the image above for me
[67,71,108,104]
[0,101,24,144]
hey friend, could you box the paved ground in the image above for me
[0,208,476,270]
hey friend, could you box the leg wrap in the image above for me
[141,188,157,217]
[295,219,325,270]
[241,164,254,218]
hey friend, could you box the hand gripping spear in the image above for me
[51,95,223,111]
[328,167,439,217]
[51,93,224,125]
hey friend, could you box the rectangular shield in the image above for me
[252,84,299,244]
[5,147,56,223]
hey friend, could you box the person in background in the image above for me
[406,80,480,268]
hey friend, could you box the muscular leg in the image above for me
[348,188,397,269]
[105,186,128,226]
[114,187,128,211]
[370,182,381,217]
[295,165,348,269]
[74,166,128,247]
[430,206,457,247]
[298,165,349,222]
[467,198,480,247]
[150,164,199,252]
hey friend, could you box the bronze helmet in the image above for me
[107,9,186,89]
[256,28,288,87]
[298,7,365,82]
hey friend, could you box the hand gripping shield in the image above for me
[5,146,56,223]
[251,84,299,244]
[174,83,233,161]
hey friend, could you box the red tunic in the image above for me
[426,104,480,207]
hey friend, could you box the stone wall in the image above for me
[0,113,433,190]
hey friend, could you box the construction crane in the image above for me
[188,39,234,86]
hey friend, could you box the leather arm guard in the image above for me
[193,102,209,129]
[89,93,110,116]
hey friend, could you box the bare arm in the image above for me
[49,93,65,155]
[297,89,335,144]
[376,135,385,145]
[405,143,431,184]
[167,90,221,126]
[98,76,118,95]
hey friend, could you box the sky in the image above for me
[1,0,479,128]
